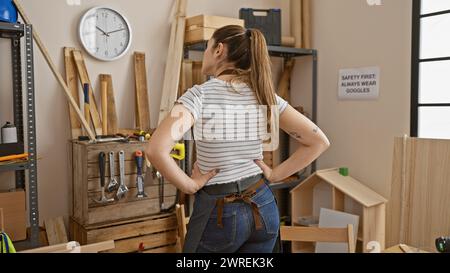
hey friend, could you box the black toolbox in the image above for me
[239,8,281,46]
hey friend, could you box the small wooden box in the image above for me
[185,15,244,44]
[69,213,178,253]
[71,141,177,226]
[0,189,26,241]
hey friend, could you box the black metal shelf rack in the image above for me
[0,21,39,248]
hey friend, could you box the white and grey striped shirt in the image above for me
[177,78,289,185]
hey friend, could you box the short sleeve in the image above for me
[276,95,289,114]
[176,85,203,121]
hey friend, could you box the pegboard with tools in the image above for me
[70,140,182,227]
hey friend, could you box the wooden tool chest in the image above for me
[69,213,178,253]
[71,141,177,226]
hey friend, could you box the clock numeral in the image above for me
[96,47,99,52]
[105,50,108,56]
[115,48,118,54]
[120,42,124,47]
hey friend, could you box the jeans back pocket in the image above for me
[199,210,238,252]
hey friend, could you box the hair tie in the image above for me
[246,29,252,38]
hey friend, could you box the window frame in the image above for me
[411,0,450,137]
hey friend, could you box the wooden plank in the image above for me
[101,80,108,134]
[87,160,148,179]
[387,137,450,251]
[20,242,77,253]
[44,217,68,245]
[192,61,206,85]
[99,75,119,135]
[302,0,312,49]
[12,0,95,140]
[158,0,187,125]
[21,240,115,253]
[277,59,296,101]
[64,47,82,139]
[386,137,405,247]
[72,143,83,224]
[180,60,193,97]
[176,204,187,249]
[86,141,148,163]
[86,196,176,225]
[185,15,244,30]
[82,213,174,230]
[72,50,103,135]
[80,145,89,226]
[134,52,151,131]
[382,244,429,253]
[86,215,177,243]
[0,208,4,232]
[104,229,178,253]
[185,27,216,44]
[290,0,303,48]
[88,184,177,208]
[79,241,115,253]
[316,169,387,207]
[362,204,385,252]
[87,174,172,192]
[142,244,177,253]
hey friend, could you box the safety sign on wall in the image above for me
[338,66,380,100]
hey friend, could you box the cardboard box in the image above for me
[0,189,26,241]
[185,15,245,44]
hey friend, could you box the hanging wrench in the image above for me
[107,151,119,192]
[116,150,129,200]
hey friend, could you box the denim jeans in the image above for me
[196,180,280,253]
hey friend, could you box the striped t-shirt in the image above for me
[176,78,289,185]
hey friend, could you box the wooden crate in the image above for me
[0,189,26,241]
[185,15,244,44]
[69,213,178,253]
[72,141,177,226]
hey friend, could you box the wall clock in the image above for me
[79,7,132,61]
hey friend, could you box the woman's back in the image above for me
[177,78,288,185]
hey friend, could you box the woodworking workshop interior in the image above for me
[1,0,449,257]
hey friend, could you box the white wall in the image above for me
[306,0,412,198]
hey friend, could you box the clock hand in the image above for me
[107,28,126,35]
[96,26,110,37]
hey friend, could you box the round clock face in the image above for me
[79,7,132,61]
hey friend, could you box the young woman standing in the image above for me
[146,25,330,253]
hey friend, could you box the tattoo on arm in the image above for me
[289,131,303,140]
[313,127,319,134]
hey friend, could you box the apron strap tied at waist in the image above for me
[215,179,265,230]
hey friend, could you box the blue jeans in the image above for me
[196,181,280,253]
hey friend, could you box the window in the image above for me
[411,0,450,139]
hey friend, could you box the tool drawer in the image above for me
[71,141,177,226]
[69,213,179,253]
